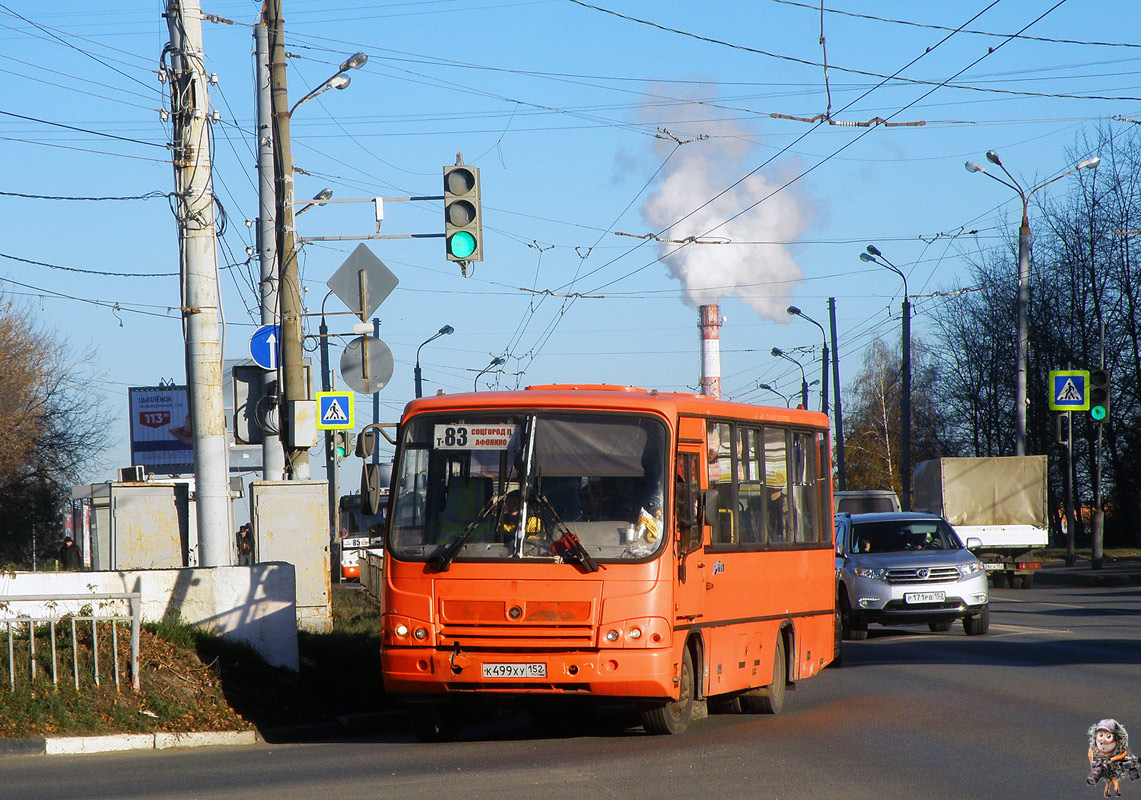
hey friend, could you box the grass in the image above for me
[0,584,390,739]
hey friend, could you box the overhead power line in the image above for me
[566,0,1139,102]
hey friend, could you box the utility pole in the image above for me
[164,0,233,565]
[829,297,846,491]
[254,18,285,481]
[266,0,310,479]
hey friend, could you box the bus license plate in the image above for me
[482,662,546,679]
[904,591,945,604]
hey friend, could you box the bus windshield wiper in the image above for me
[430,496,499,573]
[531,492,600,573]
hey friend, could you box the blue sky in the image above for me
[1,0,1136,482]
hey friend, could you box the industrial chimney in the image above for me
[699,304,722,399]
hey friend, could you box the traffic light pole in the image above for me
[319,314,339,564]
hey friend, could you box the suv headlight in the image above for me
[852,567,887,580]
[957,561,985,579]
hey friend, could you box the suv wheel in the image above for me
[963,606,990,636]
[839,592,868,640]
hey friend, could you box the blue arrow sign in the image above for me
[249,324,280,370]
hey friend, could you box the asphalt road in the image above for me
[6,582,1140,800]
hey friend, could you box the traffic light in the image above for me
[1089,368,1110,421]
[444,157,482,263]
[334,430,355,460]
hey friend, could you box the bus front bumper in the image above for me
[382,645,677,699]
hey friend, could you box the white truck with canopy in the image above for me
[912,456,1049,589]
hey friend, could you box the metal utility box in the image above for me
[250,480,332,632]
[80,481,197,570]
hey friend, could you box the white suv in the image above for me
[835,512,990,638]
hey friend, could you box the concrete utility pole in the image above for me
[266,0,310,479]
[254,19,285,481]
[164,0,232,565]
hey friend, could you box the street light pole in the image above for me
[415,325,454,398]
[771,347,808,408]
[473,356,506,391]
[786,305,829,416]
[267,0,367,479]
[965,152,1100,456]
[860,246,911,511]
[758,382,792,407]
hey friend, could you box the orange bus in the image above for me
[380,385,836,740]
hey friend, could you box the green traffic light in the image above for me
[449,231,477,259]
[1091,405,1107,421]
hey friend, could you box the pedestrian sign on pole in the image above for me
[316,391,354,430]
[1048,370,1089,411]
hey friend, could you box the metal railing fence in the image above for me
[0,593,141,692]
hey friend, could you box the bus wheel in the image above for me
[405,702,463,742]
[830,608,843,667]
[639,648,694,735]
[741,635,786,715]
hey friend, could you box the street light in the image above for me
[415,325,454,399]
[758,382,792,407]
[786,305,829,415]
[965,151,1100,456]
[859,245,911,511]
[273,45,368,480]
[295,187,333,216]
[289,53,367,115]
[473,356,506,391]
[771,347,809,408]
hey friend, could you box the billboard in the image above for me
[128,386,194,474]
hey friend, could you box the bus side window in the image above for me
[675,452,702,555]
[791,431,819,543]
[763,427,788,543]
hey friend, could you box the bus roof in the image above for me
[401,385,828,428]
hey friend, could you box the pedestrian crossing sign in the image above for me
[316,391,354,429]
[1048,370,1089,411]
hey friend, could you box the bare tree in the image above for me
[0,300,111,567]
[843,336,951,494]
[930,123,1141,542]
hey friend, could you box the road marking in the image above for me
[988,622,1070,635]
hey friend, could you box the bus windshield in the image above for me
[389,412,667,565]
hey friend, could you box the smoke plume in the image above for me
[641,108,811,321]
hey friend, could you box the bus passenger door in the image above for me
[673,447,707,634]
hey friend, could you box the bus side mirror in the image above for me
[361,463,384,516]
[703,488,719,527]
[355,430,376,459]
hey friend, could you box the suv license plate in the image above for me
[482,662,546,679]
[904,591,946,604]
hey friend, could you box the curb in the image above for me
[2,730,260,758]
[2,711,406,757]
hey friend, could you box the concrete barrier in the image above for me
[0,564,299,671]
